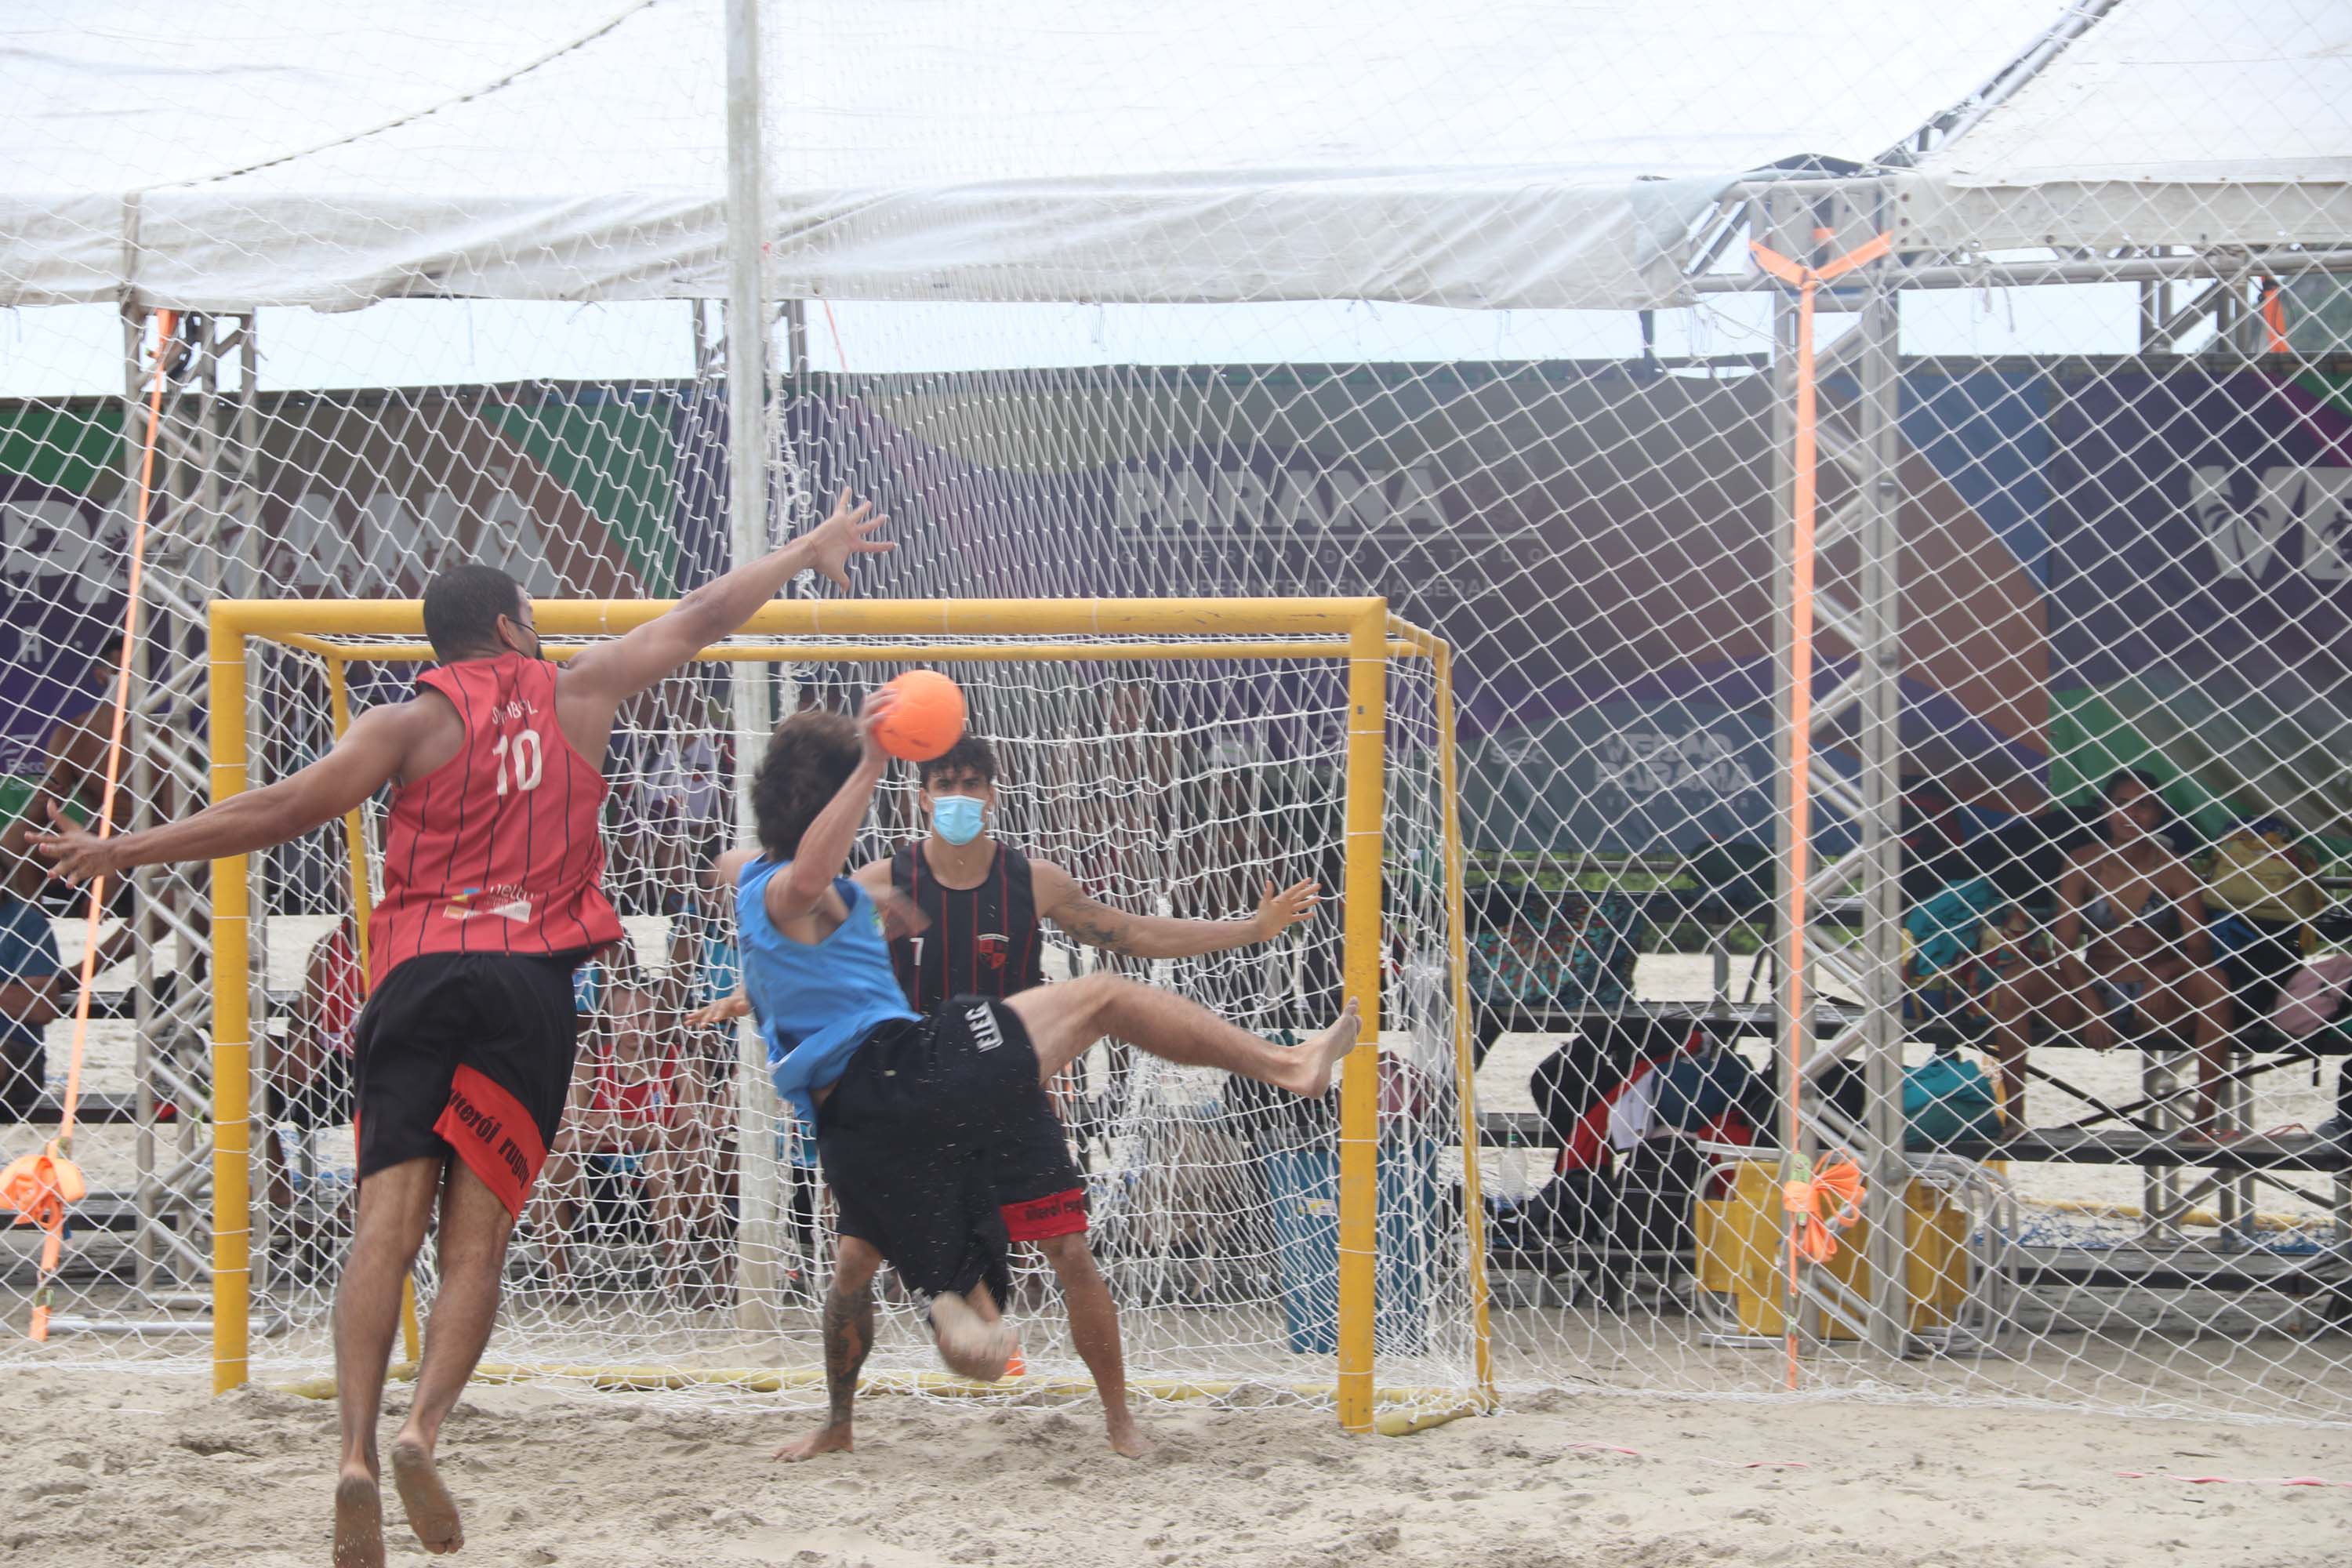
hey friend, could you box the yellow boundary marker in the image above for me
[276,1363,1488,1436]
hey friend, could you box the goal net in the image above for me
[205,597,1486,1427]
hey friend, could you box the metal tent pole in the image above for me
[724,0,782,1335]
[1766,224,1809,1359]
[1853,254,1910,1357]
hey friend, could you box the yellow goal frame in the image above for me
[206,595,1493,1434]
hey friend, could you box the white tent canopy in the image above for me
[3,0,2074,313]
[1897,0,2352,252]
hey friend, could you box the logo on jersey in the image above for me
[965,1004,1006,1052]
[442,883,535,923]
[977,933,1009,974]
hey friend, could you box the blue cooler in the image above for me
[1261,1138,1439,1356]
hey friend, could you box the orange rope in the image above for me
[14,307,178,1340]
[60,306,177,1142]
[818,299,850,372]
[1749,234,1889,1388]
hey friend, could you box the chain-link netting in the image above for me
[2,0,2349,1428]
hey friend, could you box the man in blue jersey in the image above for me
[719,692,1359,1463]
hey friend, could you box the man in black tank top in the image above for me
[851,734,1318,1457]
[884,838,1048,1004]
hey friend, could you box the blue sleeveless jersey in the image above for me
[737,858,916,1126]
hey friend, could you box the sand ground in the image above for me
[4,1367,2349,1568]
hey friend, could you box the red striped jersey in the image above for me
[887,841,1045,1011]
[368,653,622,983]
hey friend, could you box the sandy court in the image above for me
[3,1367,2348,1568]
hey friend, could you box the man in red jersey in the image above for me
[37,493,889,1568]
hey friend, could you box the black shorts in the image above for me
[992,1096,1086,1242]
[350,951,583,1218]
[820,996,1047,1301]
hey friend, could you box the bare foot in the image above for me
[332,1469,385,1568]
[930,1291,1018,1381]
[389,1437,463,1555]
[1283,1000,1362,1098]
[1105,1410,1153,1459]
[775,1424,855,1463]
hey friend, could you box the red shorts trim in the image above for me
[1001,1187,1087,1242]
[433,1065,549,1220]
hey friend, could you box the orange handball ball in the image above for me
[874,670,966,762]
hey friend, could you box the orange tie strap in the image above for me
[4,1142,89,1341]
[1781,1153,1866,1265]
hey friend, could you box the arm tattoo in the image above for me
[822,1279,876,1428]
[1054,893,1134,953]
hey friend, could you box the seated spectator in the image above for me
[535,964,727,1292]
[260,916,365,1213]
[0,826,64,1120]
[654,722,729,915]
[1985,770,2233,1134]
[1901,876,1998,1030]
[1508,1019,1766,1255]
[277,915,363,1127]
[1900,779,1980,905]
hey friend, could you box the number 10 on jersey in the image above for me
[492,728,544,795]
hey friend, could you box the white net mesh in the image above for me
[2,0,2350,1429]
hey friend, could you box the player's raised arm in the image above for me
[1032,861,1318,960]
[768,688,901,925]
[562,491,891,710]
[33,702,421,884]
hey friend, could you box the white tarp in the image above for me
[4,0,2069,311]
[1898,0,2352,252]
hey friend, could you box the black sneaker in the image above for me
[2316,1116,2351,1149]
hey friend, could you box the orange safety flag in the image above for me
[4,1142,89,1340]
[1781,1154,1865,1265]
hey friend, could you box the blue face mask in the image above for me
[930,794,985,846]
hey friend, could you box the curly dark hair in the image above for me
[918,733,998,789]
[751,710,864,861]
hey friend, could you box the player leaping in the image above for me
[718,698,1357,1462]
[36,494,890,1568]
[864,734,1314,1456]
[695,732,1316,1457]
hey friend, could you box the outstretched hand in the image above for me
[685,993,751,1028]
[804,490,893,591]
[1254,877,1321,940]
[30,802,114,885]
